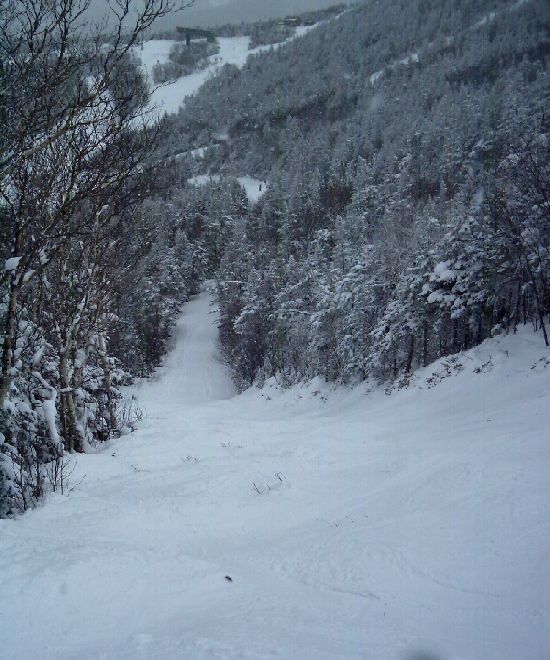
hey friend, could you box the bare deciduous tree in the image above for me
[0,0,193,409]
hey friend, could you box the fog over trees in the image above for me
[84,0,349,29]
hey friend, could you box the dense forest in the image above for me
[1,0,549,515]
[166,0,550,388]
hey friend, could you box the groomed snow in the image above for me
[236,176,268,203]
[188,175,267,204]
[191,146,209,159]
[187,174,221,186]
[1,287,549,659]
[133,40,176,80]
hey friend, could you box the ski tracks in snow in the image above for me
[1,288,549,659]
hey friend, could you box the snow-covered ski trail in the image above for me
[137,287,235,411]
[1,289,549,660]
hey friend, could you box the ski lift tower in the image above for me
[177,26,217,46]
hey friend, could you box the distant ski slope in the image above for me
[136,24,319,118]
[0,287,548,659]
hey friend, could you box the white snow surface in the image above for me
[133,40,175,79]
[191,145,209,158]
[188,174,267,204]
[236,176,268,203]
[4,256,21,271]
[188,173,221,186]
[1,287,549,659]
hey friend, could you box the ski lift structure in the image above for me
[176,26,217,46]
[282,16,300,27]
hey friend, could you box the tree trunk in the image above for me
[452,318,459,353]
[406,335,415,373]
[422,319,429,367]
[98,333,117,433]
[0,279,19,409]
[59,350,82,453]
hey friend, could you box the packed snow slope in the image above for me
[188,174,267,204]
[1,289,549,660]
[137,25,317,117]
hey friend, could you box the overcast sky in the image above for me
[88,0,350,30]
[175,0,349,26]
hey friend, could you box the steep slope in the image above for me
[0,290,548,659]
[139,287,235,407]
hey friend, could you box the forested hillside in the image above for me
[166,0,550,388]
[1,0,549,516]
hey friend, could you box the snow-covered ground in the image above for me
[188,174,267,204]
[236,176,268,203]
[136,26,320,118]
[190,145,210,159]
[188,173,222,186]
[1,288,549,660]
[134,39,175,80]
